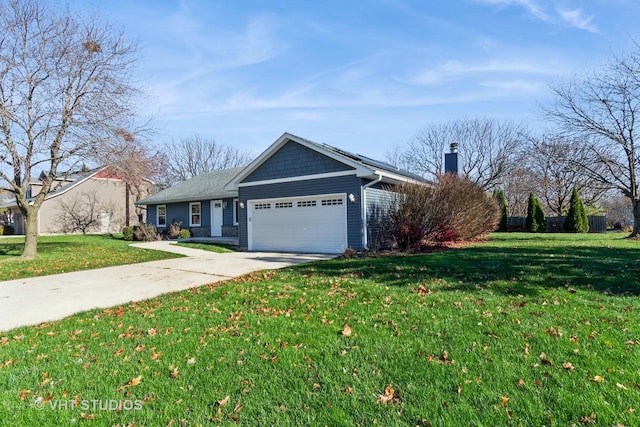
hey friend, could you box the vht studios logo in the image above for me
[34,399,143,411]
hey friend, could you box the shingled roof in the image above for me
[136,167,243,205]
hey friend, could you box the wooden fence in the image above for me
[506,216,607,233]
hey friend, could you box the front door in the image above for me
[100,212,111,233]
[211,200,223,237]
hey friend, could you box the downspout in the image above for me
[361,173,382,250]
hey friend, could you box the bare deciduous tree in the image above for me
[544,48,640,237]
[0,0,144,257]
[101,141,167,226]
[394,118,528,191]
[528,135,609,216]
[160,135,252,187]
[56,190,115,235]
[502,166,536,218]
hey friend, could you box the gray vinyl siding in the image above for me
[147,198,236,229]
[164,202,203,228]
[244,141,353,182]
[223,198,238,225]
[364,184,398,250]
[238,175,363,250]
[147,205,157,226]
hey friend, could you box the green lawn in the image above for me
[1,233,639,426]
[0,235,181,281]
[175,241,236,253]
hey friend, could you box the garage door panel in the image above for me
[249,195,347,253]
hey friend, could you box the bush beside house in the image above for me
[389,174,500,250]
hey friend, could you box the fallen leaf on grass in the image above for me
[616,383,628,390]
[438,351,454,364]
[217,395,230,407]
[377,385,401,405]
[341,324,352,337]
[117,375,142,391]
[579,412,597,424]
[80,413,95,420]
[170,366,179,379]
[19,389,31,401]
[500,396,509,407]
[592,375,605,383]
[562,362,575,370]
[344,386,353,395]
[539,352,553,366]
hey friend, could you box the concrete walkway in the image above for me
[0,241,333,332]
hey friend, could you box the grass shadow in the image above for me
[292,235,640,296]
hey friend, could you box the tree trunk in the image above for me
[125,183,130,227]
[22,210,38,259]
[632,199,640,238]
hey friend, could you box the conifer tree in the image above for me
[493,190,508,231]
[526,193,546,232]
[564,188,589,233]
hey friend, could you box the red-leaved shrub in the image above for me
[389,174,500,250]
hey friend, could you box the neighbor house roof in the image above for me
[225,132,426,190]
[0,167,109,209]
[136,167,244,206]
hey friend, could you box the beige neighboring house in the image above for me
[0,167,148,235]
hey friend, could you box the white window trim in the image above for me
[233,198,239,225]
[157,205,167,228]
[189,202,201,227]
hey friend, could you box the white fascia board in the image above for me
[367,170,428,186]
[225,132,374,190]
[238,170,357,187]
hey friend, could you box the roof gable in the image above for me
[225,133,425,190]
[243,140,354,183]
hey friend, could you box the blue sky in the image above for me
[71,0,640,161]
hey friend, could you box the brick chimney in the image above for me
[444,143,458,174]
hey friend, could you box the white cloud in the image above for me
[477,0,549,21]
[558,8,598,33]
[479,79,547,93]
[404,59,561,86]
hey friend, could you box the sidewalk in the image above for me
[0,242,333,332]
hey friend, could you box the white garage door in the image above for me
[249,194,347,253]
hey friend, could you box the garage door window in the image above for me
[275,202,293,208]
[321,198,343,206]
[297,200,317,207]
[255,203,271,210]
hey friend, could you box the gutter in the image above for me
[361,172,383,250]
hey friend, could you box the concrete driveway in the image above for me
[0,241,333,332]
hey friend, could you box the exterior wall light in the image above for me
[348,193,356,202]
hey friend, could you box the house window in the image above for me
[157,205,166,227]
[233,199,239,225]
[189,202,201,226]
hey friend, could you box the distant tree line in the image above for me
[387,40,640,239]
